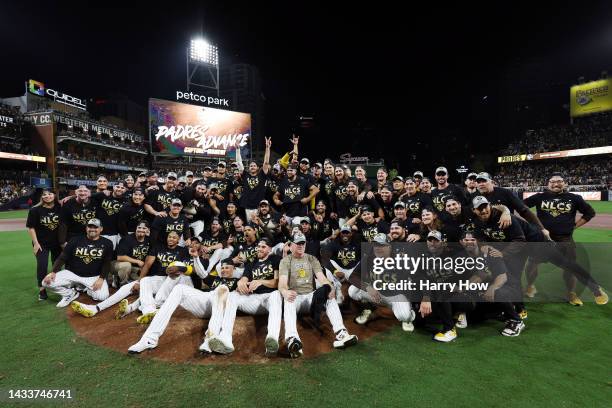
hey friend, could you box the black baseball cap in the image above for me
[392,176,404,182]
[203,165,212,171]
[258,237,273,247]
[300,158,310,164]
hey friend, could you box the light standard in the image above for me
[186,38,219,96]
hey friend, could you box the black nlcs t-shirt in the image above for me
[481,187,527,214]
[119,203,145,234]
[199,231,227,254]
[474,212,526,243]
[148,245,189,276]
[356,219,390,242]
[240,170,268,209]
[151,214,190,245]
[243,255,281,294]
[117,235,151,261]
[92,192,125,235]
[278,177,311,217]
[145,188,176,214]
[328,240,361,269]
[60,199,98,239]
[524,191,595,236]
[431,184,467,212]
[63,236,114,277]
[26,204,61,247]
[402,192,434,218]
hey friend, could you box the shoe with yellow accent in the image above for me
[115,299,129,320]
[518,310,528,320]
[136,311,157,324]
[525,285,537,298]
[433,328,457,343]
[568,292,583,307]
[594,288,608,305]
[455,313,467,329]
[70,301,97,317]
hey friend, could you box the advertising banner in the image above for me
[570,79,612,117]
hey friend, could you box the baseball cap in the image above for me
[87,218,102,228]
[394,201,406,209]
[191,236,203,243]
[360,205,373,213]
[427,230,443,241]
[413,171,424,178]
[258,237,273,247]
[132,187,144,195]
[203,165,212,171]
[467,172,478,179]
[230,162,238,168]
[373,233,389,245]
[138,171,147,177]
[313,162,322,169]
[472,195,490,208]
[208,182,219,190]
[186,171,194,177]
[300,158,310,164]
[392,176,404,182]
[476,172,492,182]
[292,232,307,243]
[340,224,352,233]
[259,199,270,206]
[171,198,183,206]
[272,163,281,172]
[435,166,448,175]
[299,217,311,224]
[218,161,227,168]
[178,176,187,184]
[167,172,178,180]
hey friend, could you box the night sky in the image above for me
[2,1,612,171]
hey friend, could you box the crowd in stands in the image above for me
[501,111,612,156]
[0,178,33,205]
[58,130,148,153]
[0,103,20,117]
[495,156,611,191]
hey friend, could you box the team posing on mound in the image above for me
[26,136,608,357]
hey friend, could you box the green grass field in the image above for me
[0,227,611,407]
[0,209,28,219]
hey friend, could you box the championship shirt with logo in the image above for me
[144,188,176,214]
[26,204,61,247]
[431,184,467,212]
[356,219,390,242]
[63,236,114,277]
[240,170,269,209]
[147,245,190,277]
[151,214,190,245]
[60,199,98,239]
[524,191,595,236]
[199,231,228,255]
[92,192,125,235]
[116,235,151,261]
[327,239,361,269]
[402,192,434,218]
[278,177,312,217]
[481,187,527,214]
[243,255,281,294]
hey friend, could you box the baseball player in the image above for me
[321,225,361,304]
[207,238,282,356]
[127,258,239,354]
[150,198,191,247]
[112,220,151,286]
[42,218,112,307]
[279,232,358,358]
[58,185,97,246]
[349,233,416,332]
[90,180,127,249]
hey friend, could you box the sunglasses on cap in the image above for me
[435,171,447,176]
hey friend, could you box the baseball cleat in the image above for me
[568,292,583,307]
[38,289,48,301]
[209,336,235,355]
[136,311,157,325]
[524,285,537,298]
[264,336,279,356]
[115,299,129,319]
[455,313,468,329]
[287,337,303,358]
[401,321,415,332]
[199,338,212,355]
[355,308,373,325]
[70,301,97,317]
[128,338,158,354]
[333,329,358,349]
[501,320,525,337]
[594,287,608,305]
[433,328,457,343]
[56,290,79,308]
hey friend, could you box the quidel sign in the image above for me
[27,79,87,111]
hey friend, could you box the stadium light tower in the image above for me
[187,38,220,96]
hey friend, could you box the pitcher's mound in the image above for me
[67,293,399,364]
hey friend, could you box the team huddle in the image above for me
[26,136,608,357]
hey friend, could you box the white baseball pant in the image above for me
[325,260,356,292]
[348,286,414,322]
[43,269,109,301]
[102,234,121,250]
[205,247,234,275]
[283,292,346,341]
[139,284,221,344]
[139,275,193,315]
[215,291,282,345]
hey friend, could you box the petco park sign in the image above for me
[176,90,229,107]
[27,79,87,111]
